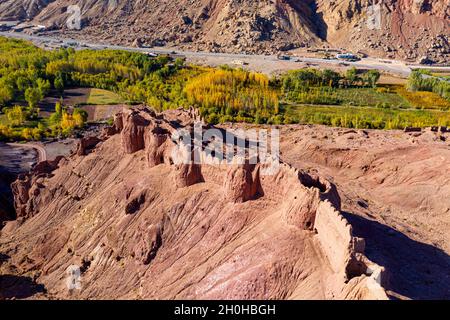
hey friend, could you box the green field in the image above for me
[286,85,450,111]
[285,104,450,130]
[87,89,124,105]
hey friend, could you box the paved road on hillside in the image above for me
[7,143,47,162]
[1,31,450,77]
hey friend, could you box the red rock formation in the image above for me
[11,156,64,219]
[146,127,171,168]
[283,188,319,230]
[132,222,163,265]
[121,110,150,154]
[173,163,203,188]
[3,106,388,300]
[10,175,31,218]
[223,164,262,203]
[76,136,102,156]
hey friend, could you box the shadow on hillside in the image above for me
[0,275,47,299]
[343,212,450,300]
[308,1,328,40]
[0,167,17,223]
[0,253,9,264]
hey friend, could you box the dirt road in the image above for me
[2,31,449,77]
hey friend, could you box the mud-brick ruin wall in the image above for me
[314,201,353,273]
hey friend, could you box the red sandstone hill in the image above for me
[0,107,387,300]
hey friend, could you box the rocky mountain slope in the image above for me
[0,107,387,300]
[0,144,38,226]
[1,0,448,62]
[0,0,52,21]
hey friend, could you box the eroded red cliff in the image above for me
[1,106,388,300]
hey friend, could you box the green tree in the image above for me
[321,69,341,87]
[346,67,359,86]
[55,101,63,115]
[174,58,185,70]
[16,76,31,92]
[37,78,51,97]
[73,108,88,127]
[25,87,43,108]
[0,124,14,140]
[364,70,381,88]
[0,85,13,107]
[54,76,65,94]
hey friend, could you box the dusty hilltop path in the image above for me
[0,107,388,300]
[277,125,450,299]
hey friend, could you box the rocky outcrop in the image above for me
[146,127,171,168]
[173,164,203,188]
[316,0,449,62]
[121,110,151,154]
[3,106,388,300]
[132,222,163,265]
[10,175,31,218]
[76,136,102,156]
[125,190,147,215]
[11,156,64,219]
[223,164,262,203]
[0,0,52,20]
[283,187,319,231]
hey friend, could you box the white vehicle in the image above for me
[231,60,248,66]
[144,52,158,57]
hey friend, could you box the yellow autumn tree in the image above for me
[60,111,77,134]
[184,68,279,117]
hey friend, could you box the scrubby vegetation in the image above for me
[396,85,450,110]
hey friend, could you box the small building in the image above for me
[336,53,360,61]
